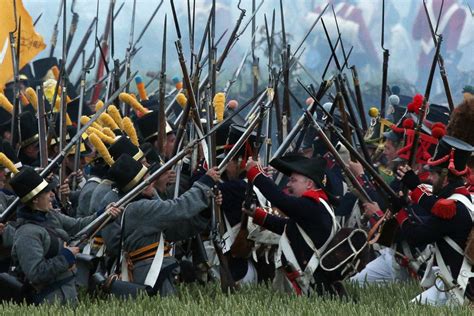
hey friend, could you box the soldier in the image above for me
[101,153,221,296]
[243,155,339,296]
[9,166,121,305]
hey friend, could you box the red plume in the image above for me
[402,118,415,129]
[431,199,457,219]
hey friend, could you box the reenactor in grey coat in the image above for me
[9,166,121,305]
[101,153,221,296]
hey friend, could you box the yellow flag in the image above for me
[0,0,46,89]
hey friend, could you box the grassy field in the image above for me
[0,282,471,315]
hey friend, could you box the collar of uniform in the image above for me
[301,189,328,203]
[17,206,47,222]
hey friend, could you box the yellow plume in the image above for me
[119,93,149,115]
[25,88,38,111]
[107,105,124,129]
[213,92,225,122]
[86,127,115,144]
[43,79,57,103]
[99,113,119,130]
[95,100,104,113]
[80,116,102,131]
[19,93,30,107]
[176,93,187,108]
[0,153,19,174]
[0,93,13,114]
[102,127,116,139]
[89,134,114,166]
[122,117,139,146]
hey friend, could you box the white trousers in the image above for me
[411,277,450,306]
[350,247,410,286]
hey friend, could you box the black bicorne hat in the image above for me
[17,111,39,148]
[109,136,144,162]
[269,154,327,189]
[136,111,173,143]
[9,166,54,203]
[107,154,148,192]
[427,136,474,176]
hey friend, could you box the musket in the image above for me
[68,139,200,247]
[90,0,115,105]
[331,7,368,130]
[289,80,332,154]
[230,103,266,259]
[0,74,137,223]
[37,87,48,168]
[262,11,275,165]
[280,0,291,135]
[65,0,79,57]
[49,0,64,57]
[71,50,88,191]
[187,0,195,75]
[305,111,372,204]
[130,0,164,54]
[9,1,21,147]
[215,1,246,72]
[123,0,137,96]
[58,0,70,207]
[223,29,258,96]
[170,0,207,161]
[251,0,260,101]
[157,15,167,156]
[73,1,124,91]
[380,0,390,118]
[350,65,368,130]
[66,17,97,75]
[422,0,454,112]
[408,35,442,168]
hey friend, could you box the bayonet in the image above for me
[422,0,454,112]
[380,0,390,118]
[49,0,64,57]
[65,0,79,56]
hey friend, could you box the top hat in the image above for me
[9,166,55,203]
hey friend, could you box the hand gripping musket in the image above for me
[49,0,64,57]
[0,74,137,223]
[422,0,454,112]
[380,0,390,119]
[68,139,200,248]
[229,103,267,259]
[65,0,79,57]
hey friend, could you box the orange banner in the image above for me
[0,0,46,89]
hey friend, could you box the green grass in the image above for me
[0,282,471,315]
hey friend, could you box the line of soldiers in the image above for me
[0,2,474,305]
[0,65,472,306]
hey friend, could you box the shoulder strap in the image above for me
[448,194,474,222]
